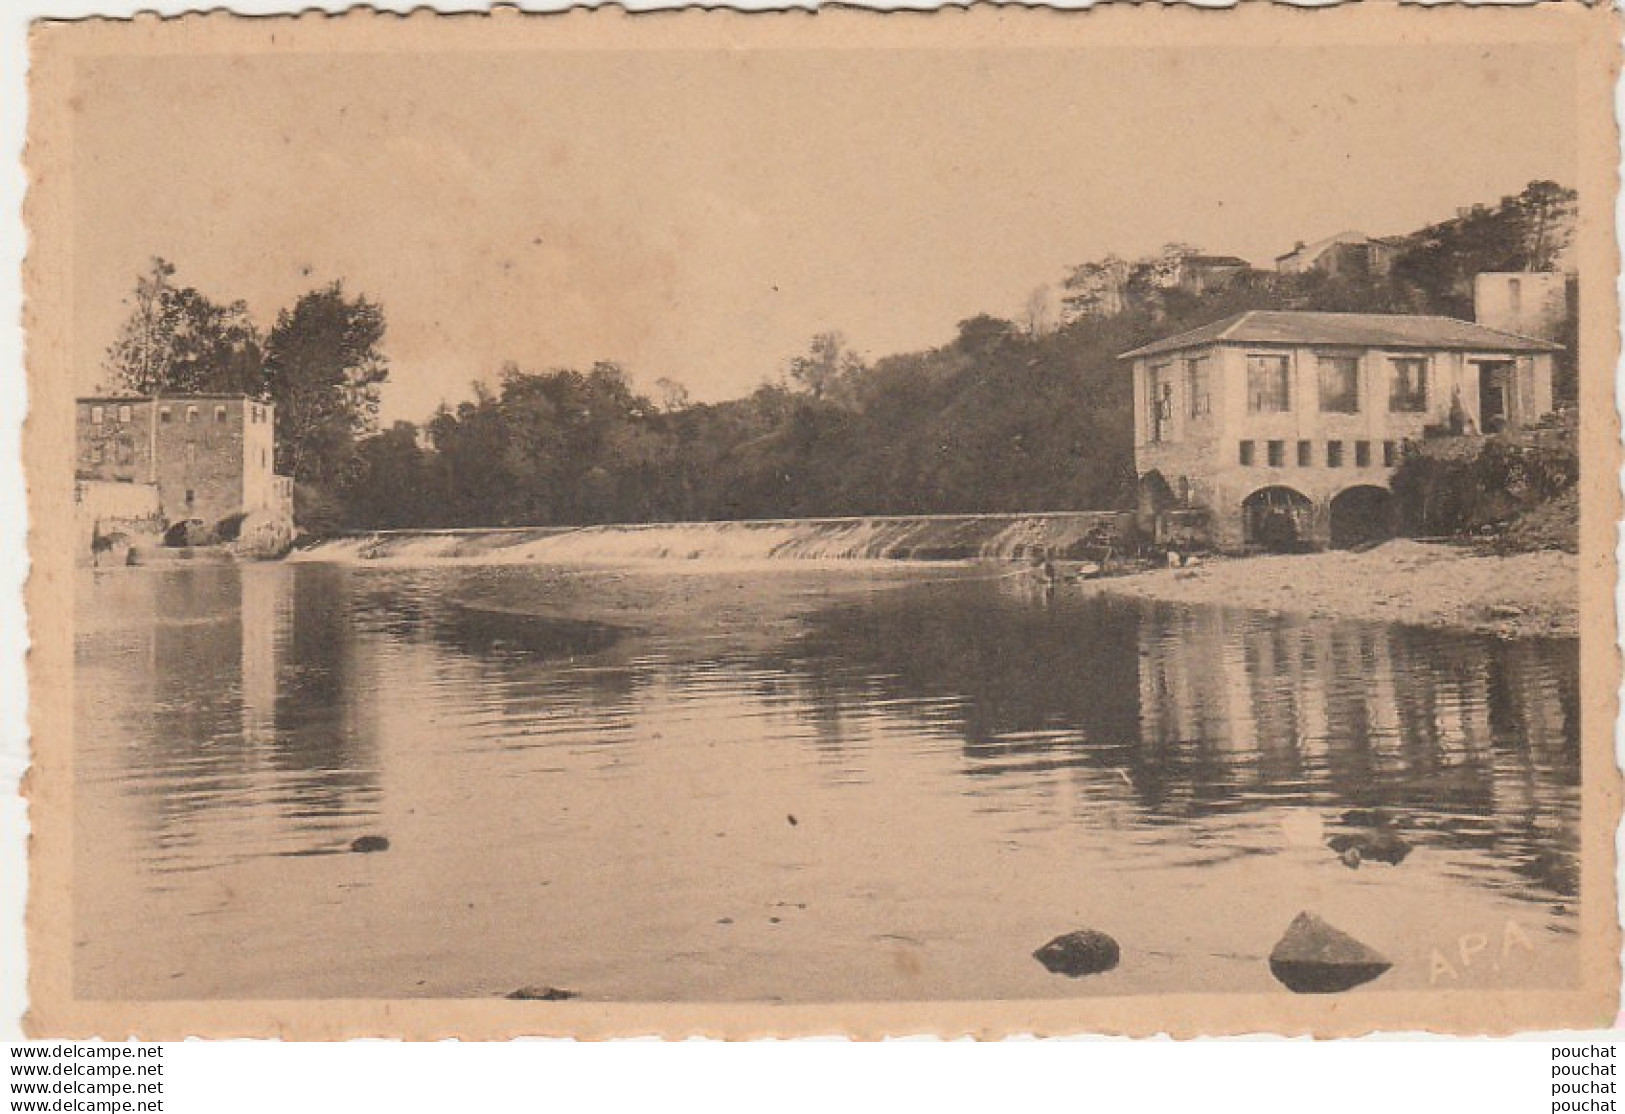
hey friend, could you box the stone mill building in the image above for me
[75,394,294,556]
[1120,309,1560,551]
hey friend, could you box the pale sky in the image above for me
[70,42,1576,422]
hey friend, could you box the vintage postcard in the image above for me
[22,5,1622,1038]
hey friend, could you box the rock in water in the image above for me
[350,835,390,854]
[507,985,578,1001]
[1327,830,1412,866]
[1269,912,1391,994]
[1033,929,1120,977]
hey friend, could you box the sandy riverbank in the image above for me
[1089,539,1579,639]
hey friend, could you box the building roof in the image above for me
[1274,230,1397,264]
[77,392,267,404]
[1119,310,1563,361]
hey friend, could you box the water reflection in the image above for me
[75,562,1582,1000]
[77,565,382,868]
[772,579,1579,902]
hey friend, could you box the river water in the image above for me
[74,561,1580,1001]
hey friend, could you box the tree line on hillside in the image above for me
[106,180,1577,534]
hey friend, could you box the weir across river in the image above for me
[291,511,1135,565]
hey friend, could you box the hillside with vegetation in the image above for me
[102,181,1577,535]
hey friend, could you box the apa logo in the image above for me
[1428,920,1535,983]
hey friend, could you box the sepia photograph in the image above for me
[19,5,1621,1038]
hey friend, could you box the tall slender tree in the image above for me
[263,281,389,489]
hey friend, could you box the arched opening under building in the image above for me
[1242,486,1313,552]
[1329,485,1397,550]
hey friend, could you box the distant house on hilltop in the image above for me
[1170,254,1252,296]
[1275,231,1401,280]
[1120,310,1559,552]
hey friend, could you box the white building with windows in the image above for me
[1119,310,1559,551]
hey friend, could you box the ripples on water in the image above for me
[74,563,1580,1001]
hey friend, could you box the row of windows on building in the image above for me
[1149,353,1431,426]
[82,442,135,466]
[1238,438,1401,469]
[83,402,270,425]
[82,440,271,470]
[82,441,200,466]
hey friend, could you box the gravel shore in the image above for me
[1090,539,1579,639]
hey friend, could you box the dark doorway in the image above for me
[1329,486,1396,549]
[1477,360,1513,433]
[1242,486,1313,552]
[1136,470,1178,517]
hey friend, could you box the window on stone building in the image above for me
[186,405,199,423]
[1247,354,1291,413]
[1326,440,1344,467]
[117,404,132,424]
[1383,440,1399,467]
[90,445,103,464]
[1297,440,1312,466]
[1184,356,1211,418]
[215,405,228,423]
[1148,364,1174,442]
[1317,354,1360,413]
[90,405,104,424]
[1238,440,1256,466]
[159,406,172,423]
[186,443,198,466]
[1355,440,1372,467]
[1389,357,1429,412]
[1267,440,1285,467]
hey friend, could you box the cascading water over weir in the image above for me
[290,512,1133,565]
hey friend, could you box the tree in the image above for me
[1060,254,1131,320]
[264,282,389,490]
[158,289,265,395]
[104,258,177,394]
[655,377,691,413]
[1513,180,1578,272]
[342,421,438,529]
[104,258,266,396]
[951,314,1019,357]
[787,332,863,402]
[1021,285,1056,337]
